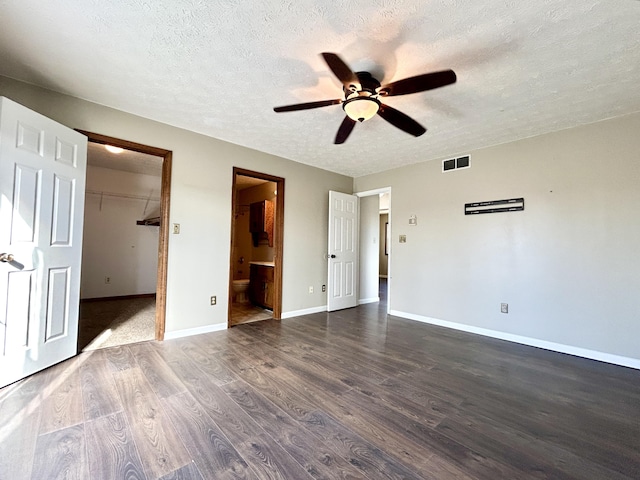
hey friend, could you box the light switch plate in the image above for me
[399,235,407,243]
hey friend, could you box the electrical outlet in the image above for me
[173,223,180,234]
[399,235,407,243]
[322,284,326,292]
[210,296,217,305]
[309,286,314,294]
[501,303,508,314]
[104,276,111,284]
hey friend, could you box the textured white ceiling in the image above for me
[1,0,639,177]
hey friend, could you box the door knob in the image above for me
[0,253,15,263]
[329,254,336,258]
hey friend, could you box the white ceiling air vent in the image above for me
[442,155,470,172]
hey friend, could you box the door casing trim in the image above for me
[230,168,285,323]
[76,130,172,340]
[355,186,392,314]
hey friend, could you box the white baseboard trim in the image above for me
[358,297,380,305]
[389,310,640,370]
[164,323,227,340]
[281,305,327,319]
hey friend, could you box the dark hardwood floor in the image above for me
[1,288,639,479]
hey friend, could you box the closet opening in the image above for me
[76,131,172,351]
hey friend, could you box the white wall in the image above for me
[358,195,379,303]
[81,165,160,299]
[355,112,640,364]
[379,213,389,277]
[0,76,352,334]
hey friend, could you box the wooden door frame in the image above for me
[229,168,285,323]
[76,130,172,340]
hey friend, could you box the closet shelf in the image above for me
[136,217,161,226]
[86,189,160,202]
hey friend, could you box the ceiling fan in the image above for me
[273,52,456,144]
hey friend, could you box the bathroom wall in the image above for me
[233,207,252,280]
[234,181,277,279]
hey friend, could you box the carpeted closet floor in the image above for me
[78,296,156,351]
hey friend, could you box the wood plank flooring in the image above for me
[2,299,640,479]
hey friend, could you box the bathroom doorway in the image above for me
[229,168,284,326]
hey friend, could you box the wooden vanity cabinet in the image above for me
[249,264,274,309]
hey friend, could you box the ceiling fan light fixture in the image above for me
[343,95,380,122]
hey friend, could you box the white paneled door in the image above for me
[0,97,87,388]
[327,191,358,311]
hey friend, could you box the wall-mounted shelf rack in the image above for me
[136,217,161,226]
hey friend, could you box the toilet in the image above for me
[232,279,250,304]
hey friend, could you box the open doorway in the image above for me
[356,187,391,313]
[379,192,390,308]
[229,168,284,326]
[76,131,172,350]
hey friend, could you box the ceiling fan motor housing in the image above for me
[345,71,381,95]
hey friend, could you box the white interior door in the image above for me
[0,97,87,388]
[327,190,358,311]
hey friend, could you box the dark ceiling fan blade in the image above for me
[274,99,342,112]
[377,104,426,137]
[381,70,456,97]
[335,116,357,144]
[321,52,359,87]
